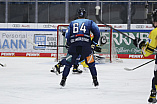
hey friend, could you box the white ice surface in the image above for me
[0,57,155,104]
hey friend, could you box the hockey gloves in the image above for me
[133,38,146,49]
[91,44,102,52]
[62,32,66,37]
[95,46,101,52]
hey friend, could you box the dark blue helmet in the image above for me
[77,8,86,18]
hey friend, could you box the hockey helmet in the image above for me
[77,8,86,18]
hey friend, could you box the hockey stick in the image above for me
[38,45,66,47]
[124,59,155,71]
[27,38,66,47]
[0,63,6,67]
[124,49,157,71]
[95,6,135,40]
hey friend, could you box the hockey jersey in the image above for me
[65,19,100,46]
[142,27,157,57]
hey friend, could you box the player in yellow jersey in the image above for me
[133,9,157,103]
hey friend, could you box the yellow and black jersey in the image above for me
[142,27,157,57]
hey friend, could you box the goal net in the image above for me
[56,24,122,63]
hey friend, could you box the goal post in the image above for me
[56,24,120,63]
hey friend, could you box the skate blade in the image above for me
[2,64,6,67]
[92,83,99,89]
[148,102,157,104]
[60,86,64,89]
[51,67,59,75]
[95,86,99,89]
[59,84,65,89]
[72,72,82,74]
[93,85,99,89]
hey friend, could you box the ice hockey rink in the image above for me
[0,57,155,104]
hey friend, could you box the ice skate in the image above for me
[60,77,66,87]
[51,64,61,75]
[92,76,99,87]
[72,64,83,74]
[148,89,157,104]
[72,68,83,74]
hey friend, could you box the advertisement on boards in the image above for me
[0,23,155,59]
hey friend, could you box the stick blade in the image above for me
[3,64,6,67]
[0,63,6,67]
[124,67,133,71]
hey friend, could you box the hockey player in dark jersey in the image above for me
[59,8,100,87]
